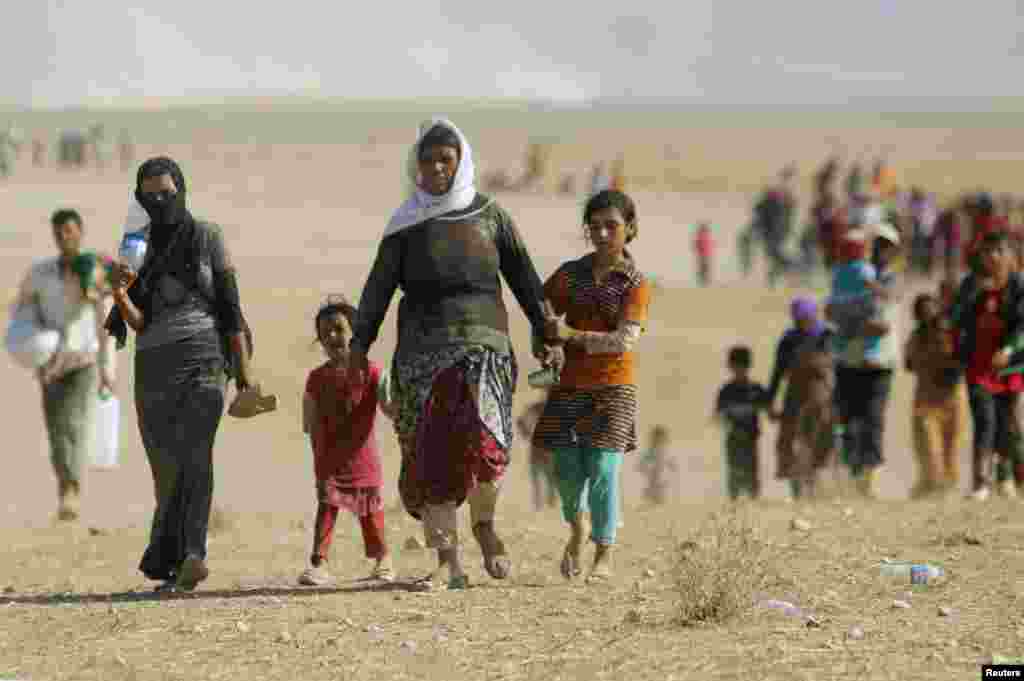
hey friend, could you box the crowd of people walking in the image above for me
[12,119,1024,597]
[715,155,1024,504]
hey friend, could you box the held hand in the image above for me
[539,344,565,372]
[541,300,576,344]
[109,263,137,295]
[993,348,1013,370]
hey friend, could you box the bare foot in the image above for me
[561,516,585,579]
[588,544,613,583]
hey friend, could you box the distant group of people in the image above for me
[731,155,1024,292]
[0,123,135,176]
[713,154,1024,503]
[9,119,653,593]
[480,143,627,201]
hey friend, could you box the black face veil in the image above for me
[135,157,191,233]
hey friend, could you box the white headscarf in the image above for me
[383,118,478,238]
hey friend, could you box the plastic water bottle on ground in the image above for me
[878,560,944,584]
[759,599,804,618]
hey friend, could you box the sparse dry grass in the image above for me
[673,507,777,626]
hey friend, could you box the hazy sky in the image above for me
[6,1,1023,107]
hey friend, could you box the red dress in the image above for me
[965,289,1024,395]
[305,361,384,512]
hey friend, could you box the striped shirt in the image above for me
[533,253,650,453]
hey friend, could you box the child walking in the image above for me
[951,231,1024,500]
[714,346,767,500]
[828,228,886,367]
[766,297,834,500]
[299,296,394,586]
[904,293,965,498]
[693,222,714,287]
[635,425,677,505]
[534,189,651,583]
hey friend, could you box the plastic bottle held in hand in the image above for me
[119,230,148,273]
[118,195,150,272]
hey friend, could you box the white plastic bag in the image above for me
[90,394,120,470]
[5,305,60,370]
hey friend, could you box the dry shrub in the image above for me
[674,508,775,626]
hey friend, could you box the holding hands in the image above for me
[109,263,137,297]
[542,300,578,345]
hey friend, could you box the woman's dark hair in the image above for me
[418,125,461,160]
[727,345,752,369]
[50,208,82,229]
[583,189,638,243]
[314,294,358,342]
[912,293,936,323]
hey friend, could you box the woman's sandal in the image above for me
[473,521,511,580]
[447,575,470,591]
[586,546,613,584]
[370,559,395,583]
[560,549,582,580]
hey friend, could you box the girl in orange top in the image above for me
[533,189,651,582]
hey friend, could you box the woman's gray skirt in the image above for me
[134,328,225,581]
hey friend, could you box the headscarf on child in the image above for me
[790,295,826,337]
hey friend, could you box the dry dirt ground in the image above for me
[2,119,1023,680]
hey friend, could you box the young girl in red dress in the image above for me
[299,296,394,585]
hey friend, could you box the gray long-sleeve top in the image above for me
[350,196,547,359]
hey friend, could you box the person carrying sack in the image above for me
[8,209,116,521]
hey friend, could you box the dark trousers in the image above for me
[966,384,1023,489]
[763,236,792,286]
[835,366,893,476]
[725,429,760,499]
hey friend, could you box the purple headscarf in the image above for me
[790,296,825,337]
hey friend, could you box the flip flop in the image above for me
[370,564,395,583]
[473,521,511,580]
[447,575,470,591]
[228,385,278,419]
[560,549,581,580]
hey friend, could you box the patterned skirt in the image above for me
[317,483,384,517]
[533,384,639,453]
[390,345,517,519]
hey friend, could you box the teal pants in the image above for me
[553,447,623,545]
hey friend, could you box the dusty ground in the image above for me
[1,113,1022,680]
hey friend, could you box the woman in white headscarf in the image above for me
[348,119,557,589]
